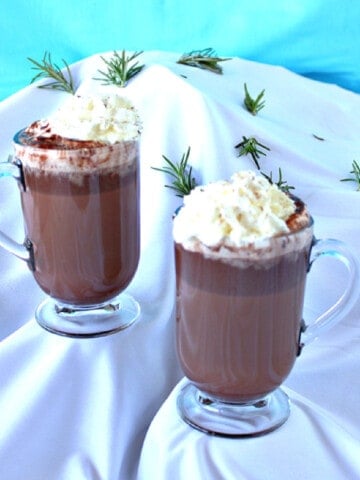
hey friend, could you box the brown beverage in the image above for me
[174,170,312,403]
[173,171,358,436]
[175,222,312,402]
[14,129,140,306]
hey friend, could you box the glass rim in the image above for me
[13,127,139,154]
[274,213,314,238]
[174,213,314,265]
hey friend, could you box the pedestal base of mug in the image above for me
[35,292,140,338]
[177,382,290,437]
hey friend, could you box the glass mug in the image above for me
[0,129,140,337]
[175,218,359,437]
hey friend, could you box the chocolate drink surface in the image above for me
[175,227,312,403]
[14,123,140,306]
[20,163,139,305]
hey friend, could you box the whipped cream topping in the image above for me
[14,93,141,174]
[44,93,141,143]
[173,170,300,251]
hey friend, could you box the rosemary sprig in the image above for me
[27,51,76,94]
[177,48,230,74]
[312,133,325,141]
[151,147,197,197]
[261,168,295,193]
[94,50,144,87]
[235,136,270,169]
[341,160,360,191]
[244,83,265,115]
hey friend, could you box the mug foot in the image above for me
[177,382,290,437]
[35,292,140,338]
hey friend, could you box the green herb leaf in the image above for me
[312,133,325,141]
[151,147,197,197]
[261,168,295,193]
[235,136,270,169]
[94,50,145,87]
[28,52,76,94]
[177,48,230,74]
[341,160,360,191]
[243,83,265,115]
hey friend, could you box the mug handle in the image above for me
[299,237,359,350]
[0,156,33,266]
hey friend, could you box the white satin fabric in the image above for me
[0,51,359,480]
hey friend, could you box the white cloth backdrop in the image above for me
[0,51,359,480]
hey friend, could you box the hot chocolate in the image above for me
[174,171,312,403]
[175,227,310,402]
[13,93,141,307]
[18,147,139,305]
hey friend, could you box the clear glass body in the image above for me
[20,157,140,307]
[175,223,313,404]
[175,220,359,436]
[1,130,141,337]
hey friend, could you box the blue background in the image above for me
[0,0,359,101]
